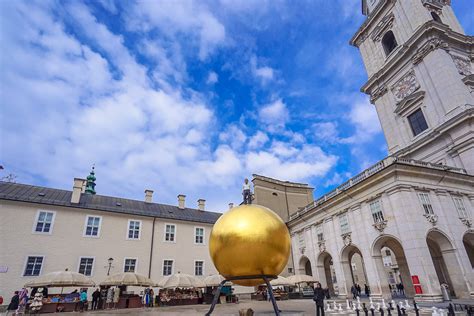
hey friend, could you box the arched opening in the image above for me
[382,31,398,56]
[427,230,469,298]
[372,235,414,298]
[299,256,312,276]
[431,12,442,23]
[317,251,337,296]
[341,244,369,297]
[463,232,474,268]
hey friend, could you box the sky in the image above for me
[1,0,473,212]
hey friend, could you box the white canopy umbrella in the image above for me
[204,274,232,287]
[100,272,154,287]
[24,271,95,288]
[270,276,294,287]
[286,274,317,284]
[156,273,206,289]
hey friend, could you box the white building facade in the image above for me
[0,178,220,299]
[286,0,474,303]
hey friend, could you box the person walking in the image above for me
[79,289,88,312]
[92,288,100,310]
[364,284,370,297]
[399,283,405,296]
[6,291,19,315]
[351,285,358,299]
[149,288,154,307]
[242,178,252,204]
[313,282,325,316]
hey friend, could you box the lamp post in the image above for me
[107,258,114,276]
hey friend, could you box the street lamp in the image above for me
[107,258,114,276]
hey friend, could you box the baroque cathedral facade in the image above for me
[254,0,473,302]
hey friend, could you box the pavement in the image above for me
[32,298,472,316]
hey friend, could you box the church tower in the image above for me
[351,0,473,174]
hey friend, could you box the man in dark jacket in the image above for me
[6,291,19,315]
[313,282,325,316]
[92,288,100,310]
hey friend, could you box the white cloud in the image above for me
[219,125,247,150]
[313,121,340,143]
[126,1,225,60]
[250,55,275,83]
[245,145,337,182]
[341,97,382,144]
[207,71,218,84]
[248,131,269,149]
[324,171,351,187]
[258,99,289,131]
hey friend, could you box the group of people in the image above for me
[389,283,405,296]
[350,283,371,299]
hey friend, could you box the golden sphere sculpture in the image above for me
[209,204,291,286]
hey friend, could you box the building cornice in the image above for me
[252,174,314,189]
[351,0,396,47]
[286,158,471,226]
[393,106,474,158]
[361,22,474,96]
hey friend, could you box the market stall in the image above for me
[202,274,235,304]
[24,270,95,313]
[99,272,155,309]
[286,274,317,299]
[156,273,205,306]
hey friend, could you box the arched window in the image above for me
[431,12,442,23]
[382,31,398,56]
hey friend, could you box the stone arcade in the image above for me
[254,0,474,302]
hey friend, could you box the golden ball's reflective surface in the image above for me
[209,204,290,286]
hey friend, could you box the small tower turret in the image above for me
[85,166,96,195]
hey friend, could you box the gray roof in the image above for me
[0,181,222,224]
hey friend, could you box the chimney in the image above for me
[144,189,154,203]
[177,194,186,209]
[197,199,206,211]
[229,203,234,210]
[71,178,86,204]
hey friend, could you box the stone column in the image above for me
[373,254,392,299]
[441,249,470,298]
[341,259,354,298]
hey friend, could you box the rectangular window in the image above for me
[288,267,293,274]
[24,256,43,276]
[124,258,137,273]
[195,227,204,244]
[163,260,173,276]
[315,225,324,242]
[383,256,393,267]
[453,197,468,218]
[78,257,94,276]
[418,193,434,215]
[34,211,55,233]
[164,224,176,242]
[195,261,204,276]
[369,199,385,223]
[84,216,101,237]
[339,213,350,234]
[388,272,395,284]
[408,109,428,136]
[385,250,391,256]
[128,220,141,240]
[298,232,305,248]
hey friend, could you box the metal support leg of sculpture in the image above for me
[263,276,281,316]
[205,275,280,316]
[205,279,226,316]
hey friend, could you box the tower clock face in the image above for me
[393,73,419,102]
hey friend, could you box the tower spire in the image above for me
[85,165,96,195]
